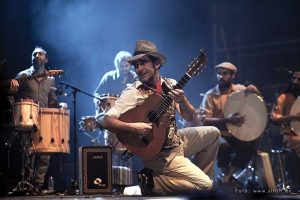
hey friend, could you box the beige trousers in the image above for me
[143,126,220,195]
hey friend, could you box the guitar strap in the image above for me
[155,79,162,94]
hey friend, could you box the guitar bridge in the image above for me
[137,134,149,145]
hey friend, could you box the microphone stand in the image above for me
[59,81,100,194]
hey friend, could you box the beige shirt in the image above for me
[201,84,246,136]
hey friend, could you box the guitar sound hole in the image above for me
[148,111,158,123]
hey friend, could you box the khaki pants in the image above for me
[143,126,220,195]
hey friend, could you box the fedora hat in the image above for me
[127,40,166,65]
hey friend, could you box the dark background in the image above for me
[1,0,300,192]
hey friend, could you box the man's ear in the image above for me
[45,58,48,64]
[154,63,161,70]
[231,73,236,79]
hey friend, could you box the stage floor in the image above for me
[1,190,300,200]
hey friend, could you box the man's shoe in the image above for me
[217,173,243,188]
[138,168,154,196]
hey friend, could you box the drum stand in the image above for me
[271,149,291,191]
[83,131,102,146]
[235,136,264,190]
[244,154,262,190]
[10,130,37,195]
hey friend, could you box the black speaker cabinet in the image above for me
[79,146,112,194]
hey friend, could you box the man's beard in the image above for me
[218,81,231,89]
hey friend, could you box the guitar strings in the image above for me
[148,74,191,122]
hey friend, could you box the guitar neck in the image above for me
[174,73,191,90]
[148,73,192,122]
[17,72,50,83]
[0,72,50,88]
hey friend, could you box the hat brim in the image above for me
[127,52,166,65]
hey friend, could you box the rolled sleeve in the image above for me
[97,85,143,125]
[201,94,214,119]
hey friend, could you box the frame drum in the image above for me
[224,91,268,141]
[290,97,300,135]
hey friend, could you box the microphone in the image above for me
[50,86,67,96]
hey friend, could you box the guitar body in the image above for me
[116,93,170,160]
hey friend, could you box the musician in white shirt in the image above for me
[99,40,220,196]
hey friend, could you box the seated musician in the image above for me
[201,62,260,185]
[99,40,220,196]
[271,70,300,191]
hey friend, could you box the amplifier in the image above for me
[79,146,112,194]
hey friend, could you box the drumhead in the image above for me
[224,91,268,141]
[290,97,300,136]
[99,93,118,100]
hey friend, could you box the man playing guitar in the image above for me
[99,40,220,196]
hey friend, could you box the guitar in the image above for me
[0,69,64,89]
[116,50,207,160]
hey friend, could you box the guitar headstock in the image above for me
[186,49,207,77]
[47,69,65,77]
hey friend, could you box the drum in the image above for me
[103,129,126,152]
[224,91,268,141]
[79,115,100,132]
[32,108,70,153]
[112,166,132,186]
[290,97,300,135]
[95,93,118,115]
[13,99,39,132]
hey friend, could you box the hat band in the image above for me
[133,50,152,56]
